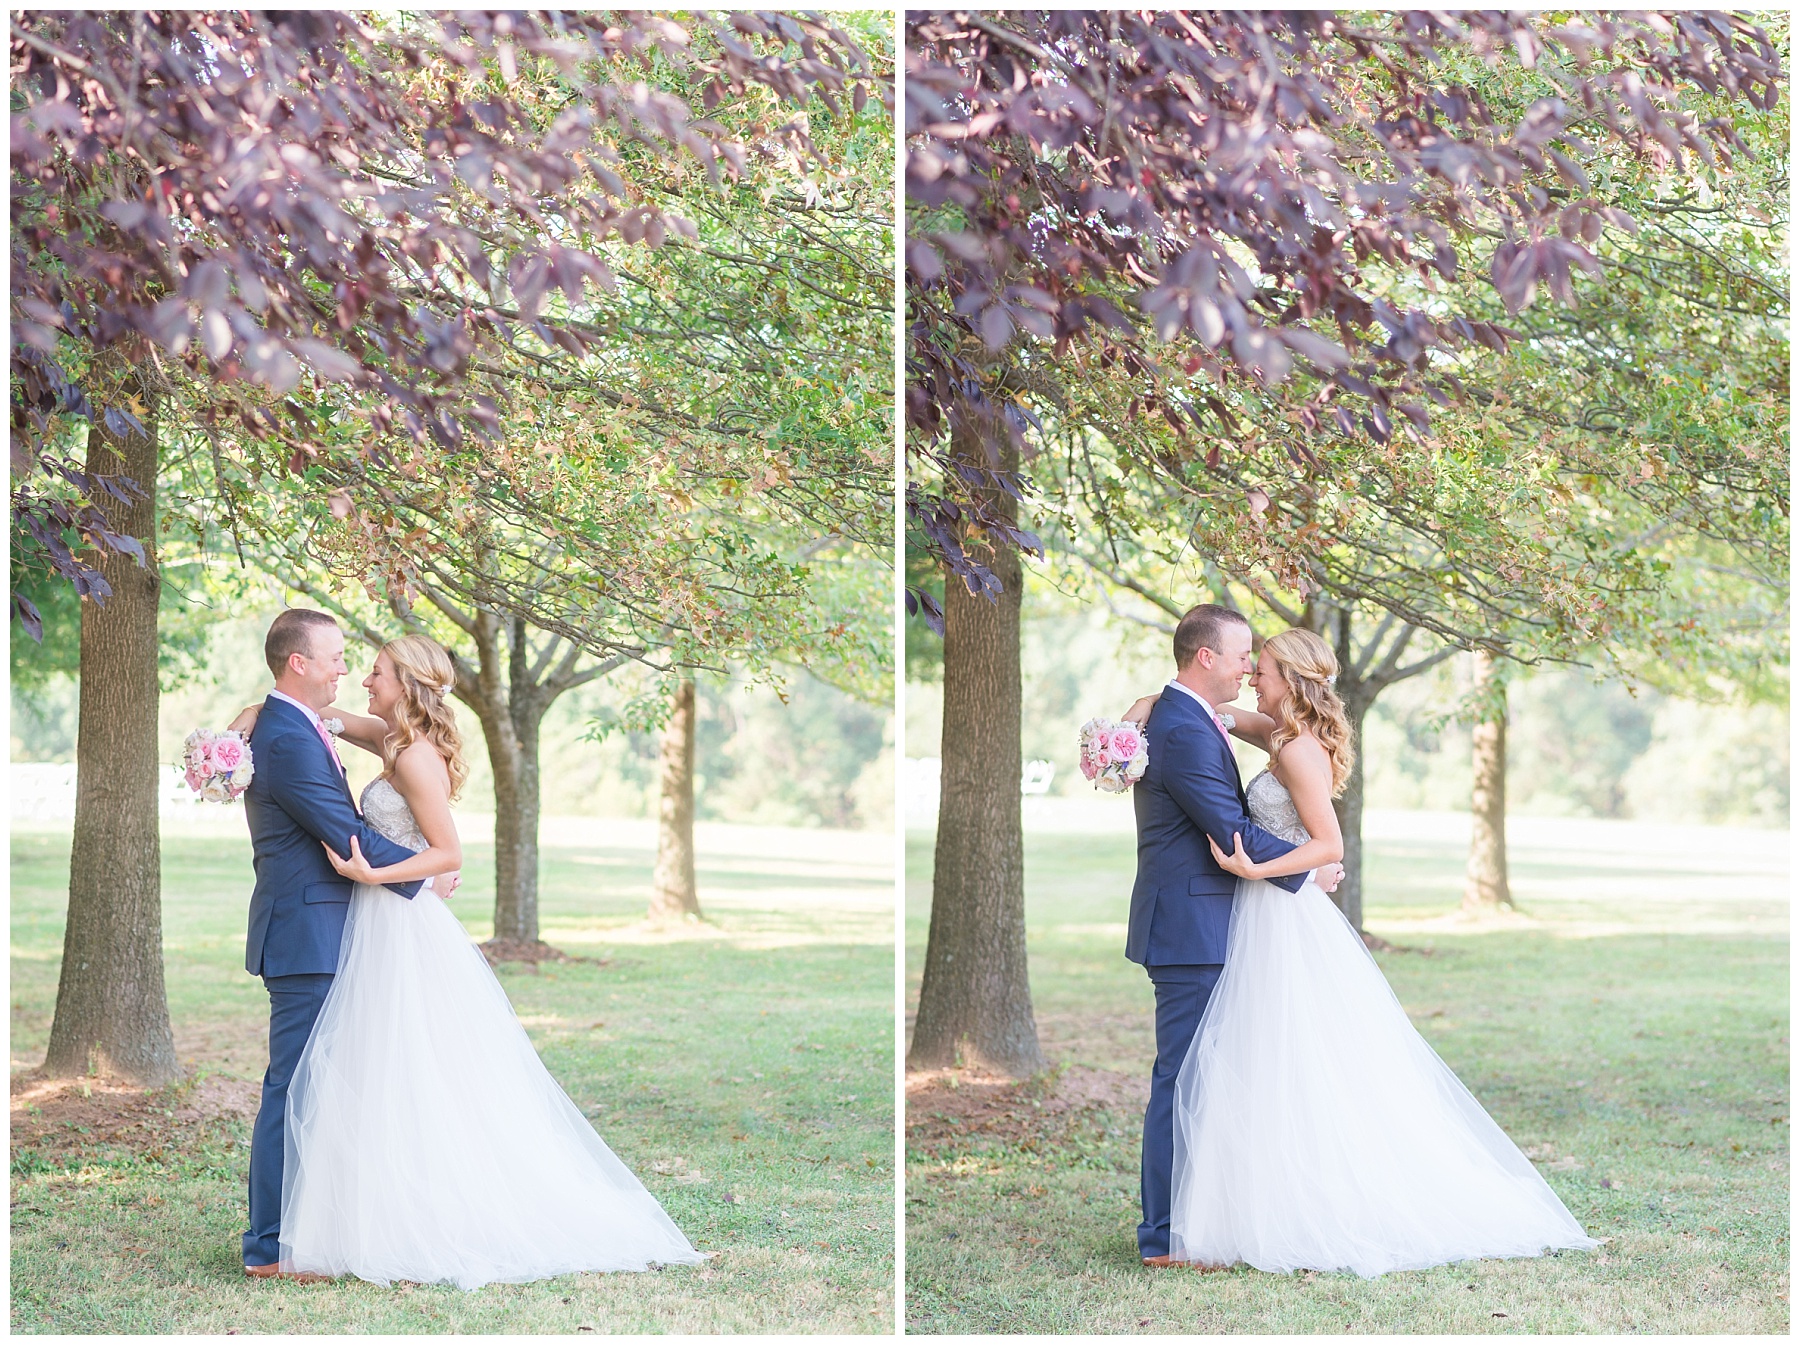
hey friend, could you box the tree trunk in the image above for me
[649,678,700,920]
[488,702,544,943]
[455,612,552,947]
[909,409,1045,1077]
[1318,601,1375,937]
[1330,689,1373,936]
[1463,650,1512,911]
[43,391,180,1085]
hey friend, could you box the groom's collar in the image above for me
[267,689,323,729]
[1164,679,1218,719]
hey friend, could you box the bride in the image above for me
[232,634,702,1289]
[1127,627,1597,1277]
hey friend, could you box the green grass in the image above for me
[12,819,895,1334]
[905,820,1789,1334]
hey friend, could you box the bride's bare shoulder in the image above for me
[1273,731,1330,781]
[391,738,451,790]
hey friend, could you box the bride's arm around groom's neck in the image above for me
[323,707,391,755]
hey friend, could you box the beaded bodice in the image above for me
[360,776,427,851]
[1246,769,1311,845]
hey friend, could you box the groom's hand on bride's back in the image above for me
[1316,863,1346,893]
[438,870,461,899]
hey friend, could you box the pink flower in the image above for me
[211,736,244,772]
[185,764,204,793]
[1108,723,1143,762]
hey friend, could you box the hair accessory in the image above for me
[1326,673,1338,688]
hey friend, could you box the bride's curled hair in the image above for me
[1263,628,1355,798]
[381,634,468,800]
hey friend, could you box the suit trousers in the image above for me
[244,972,333,1266]
[1138,962,1223,1258]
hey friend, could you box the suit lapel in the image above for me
[1167,689,1247,806]
[261,696,358,812]
[1217,710,1248,807]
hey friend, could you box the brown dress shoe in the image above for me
[1141,1254,1175,1267]
[244,1263,331,1284]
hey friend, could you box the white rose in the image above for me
[201,780,229,803]
[231,762,254,788]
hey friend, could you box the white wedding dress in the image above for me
[1169,769,1598,1277]
[279,777,703,1289]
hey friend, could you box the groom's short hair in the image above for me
[1174,604,1249,669]
[265,608,339,677]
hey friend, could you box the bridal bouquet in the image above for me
[183,728,254,802]
[1078,717,1148,793]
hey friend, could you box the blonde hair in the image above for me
[1263,627,1355,798]
[380,634,468,800]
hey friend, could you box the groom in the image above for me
[238,609,424,1279]
[1127,603,1342,1266]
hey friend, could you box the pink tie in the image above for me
[313,718,345,775]
[1211,711,1233,747]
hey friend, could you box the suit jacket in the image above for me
[242,695,422,977]
[1127,687,1305,966]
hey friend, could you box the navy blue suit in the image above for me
[1129,686,1304,1259]
[240,695,420,1266]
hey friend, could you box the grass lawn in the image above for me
[905,811,1789,1334]
[12,814,895,1334]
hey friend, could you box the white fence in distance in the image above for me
[13,761,216,823]
[905,756,1055,821]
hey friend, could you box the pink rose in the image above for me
[1108,724,1142,761]
[211,736,245,772]
[185,764,204,792]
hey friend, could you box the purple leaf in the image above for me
[1281,326,1350,371]
[12,594,44,643]
[290,338,361,383]
[201,308,233,362]
[979,304,1013,353]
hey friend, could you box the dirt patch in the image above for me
[171,1019,270,1081]
[11,1070,261,1163]
[1034,1012,1155,1070]
[906,1063,1146,1155]
[479,938,608,968]
[1362,931,1438,955]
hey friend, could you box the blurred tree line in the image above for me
[907,584,1787,830]
[14,600,893,832]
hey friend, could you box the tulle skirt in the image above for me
[279,880,703,1289]
[1169,876,1598,1277]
